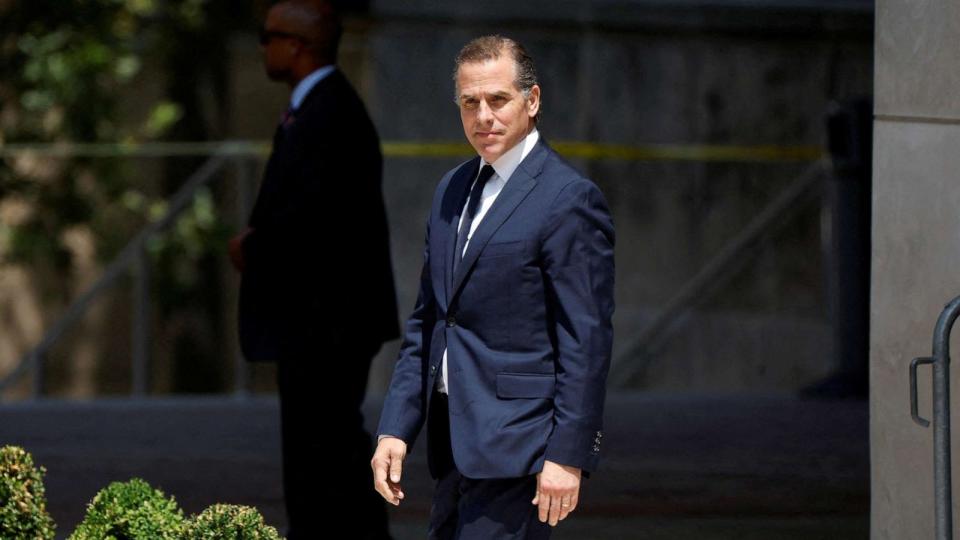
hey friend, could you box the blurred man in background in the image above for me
[229,1,398,538]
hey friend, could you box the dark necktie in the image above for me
[273,106,295,146]
[280,106,295,128]
[454,164,495,273]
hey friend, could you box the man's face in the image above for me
[260,5,301,83]
[456,55,540,164]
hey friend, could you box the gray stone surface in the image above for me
[875,1,960,120]
[359,16,871,394]
[0,393,867,539]
[371,0,873,32]
[225,3,873,401]
[870,119,960,539]
[3,3,874,398]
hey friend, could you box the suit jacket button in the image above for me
[430,365,437,374]
[446,316,456,327]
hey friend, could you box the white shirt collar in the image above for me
[485,128,540,183]
[290,65,336,110]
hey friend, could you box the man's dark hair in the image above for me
[453,35,540,122]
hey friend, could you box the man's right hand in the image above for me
[371,436,407,506]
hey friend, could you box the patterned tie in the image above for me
[280,106,296,129]
[454,164,495,273]
[272,106,296,147]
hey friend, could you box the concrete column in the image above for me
[872,1,960,538]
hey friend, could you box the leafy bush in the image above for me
[0,446,56,540]
[182,504,282,540]
[69,478,184,540]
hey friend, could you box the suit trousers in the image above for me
[427,391,552,540]
[277,342,391,540]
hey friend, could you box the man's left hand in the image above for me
[532,460,581,526]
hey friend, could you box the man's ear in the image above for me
[527,84,541,118]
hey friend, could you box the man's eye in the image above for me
[462,99,478,109]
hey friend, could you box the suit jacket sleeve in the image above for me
[540,179,615,473]
[375,214,437,445]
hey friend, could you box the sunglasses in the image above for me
[259,29,306,45]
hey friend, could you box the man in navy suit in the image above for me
[229,1,397,538]
[371,35,615,539]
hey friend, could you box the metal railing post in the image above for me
[233,156,255,399]
[31,352,45,399]
[132,243,151,397]
[931,298,958,540]
[0,154,229,398]
[910,295,960,540]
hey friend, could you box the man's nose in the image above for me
[476,99,494,124]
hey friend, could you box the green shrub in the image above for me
[0,446,56,540]
[69,478,184,540]
[182,504,282,540]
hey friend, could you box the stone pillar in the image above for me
[872,1,960,538]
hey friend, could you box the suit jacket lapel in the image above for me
[450,141,548,298]
[439,158,480,309]
[252,72,343,227]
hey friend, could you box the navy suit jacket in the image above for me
[377,138,615,479]
[239,70,399,361]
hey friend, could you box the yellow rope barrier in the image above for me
[0,141,824,163]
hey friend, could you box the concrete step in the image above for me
[0,393,868,539]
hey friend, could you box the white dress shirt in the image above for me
[436,128,540,394]
[377,129,540,441]
[290,64,336,110]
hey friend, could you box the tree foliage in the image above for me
[0,0,251,394]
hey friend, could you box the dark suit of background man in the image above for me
[228,1,398,538]
[371,35,615,539]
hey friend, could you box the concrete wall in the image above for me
[2,1,875,398]
[216,1,875,395]
[872,1,960,538]
[354,1,873,393]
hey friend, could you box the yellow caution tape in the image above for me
[0,141,823,163]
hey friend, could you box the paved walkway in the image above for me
[0,393,868,539]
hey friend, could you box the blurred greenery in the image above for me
[0,0,254,393]
[0,0,245,262]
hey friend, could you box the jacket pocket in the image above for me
[496,372,556,399]
[479,240,525,258]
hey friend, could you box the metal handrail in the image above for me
[609,159,828,386]
[0,141,269,158]
[0,149,249,398]
[910,296,960,540]
[0,139,826,399]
